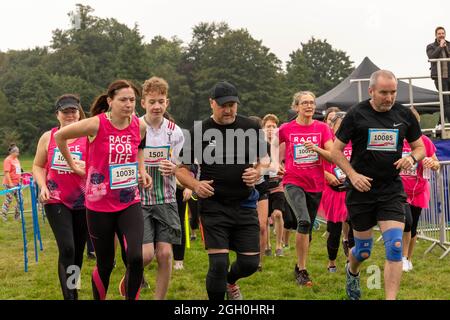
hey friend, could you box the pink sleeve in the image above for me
[322,124,333,147]
[422,136,436,157]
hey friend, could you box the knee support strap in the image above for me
[382,228,403,262]
[206,253,229,293]
[351,237,373,262]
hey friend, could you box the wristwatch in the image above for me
[409,154,418,165]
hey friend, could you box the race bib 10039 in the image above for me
[143,146,170,167]
[367,129,399,152]
[109,162,138,190]
[51,148,82,172]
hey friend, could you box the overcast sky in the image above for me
[1,0,448,90]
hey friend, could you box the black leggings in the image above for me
[404,204,422,238]
[45,204,88,300]
[87,203,143,300]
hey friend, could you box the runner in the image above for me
[33,94,88,300]
[331,70,425,300]
[1,143,22,221]
[400,107,440,272]
[278,91,334,287]
[176,81,267,300]
[54,80,152,300]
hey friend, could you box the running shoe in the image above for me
[174,260,184,271]
[275,248,284,257]
[408,260,413,271]
[294,265,313,287]
[345,263,361,300]
[327,265,337,273]
[402,257,410,272]
[264,248,272,256]
[226,283,243,300]
[257,263,263,272]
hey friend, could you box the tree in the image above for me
[301,37,354,95]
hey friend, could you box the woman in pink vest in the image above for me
[33,94,88,299]
[54,80,151,300]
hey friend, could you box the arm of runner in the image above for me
[183,188,193,202]
[138,148,152,189]
[242,162,263,187]
[394,137,425,170]
[175,165,214,198]
[54,117,99,177]
[304,139,333,162]
[159,159,177,176]
[32,131,51,202]
[324,171,340,187]
[331,138,372,192]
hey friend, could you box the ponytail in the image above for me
[90,94,109,116]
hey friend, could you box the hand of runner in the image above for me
[183,188,193,202]
[325,171,340,187]
[159,160,176,176]
[303,141,317,152]
[277,164,285,176]
[348,172,373,192]
[73,159,85,169]
[422,157,435,169]
[194,180,214,198]
[394,156,414,170]
[138,171,152,189]
[242,167,260,187]
[71,165,86,177]
[39,186,51,203]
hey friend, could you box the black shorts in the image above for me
[346,191,406,232]
[256,180,269,201]
[269,192,285,215]
[199,198,260,252]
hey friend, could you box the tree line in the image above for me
[0,4,353,153]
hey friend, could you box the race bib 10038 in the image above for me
[51,148,82,172]
[367,129,399,152]
[109,162,138,190]
[143,146,170,167]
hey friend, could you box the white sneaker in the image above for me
[402,257,410,272]
[408,260,413,271]
[174,260,184,271]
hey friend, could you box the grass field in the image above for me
[0,156,449,300]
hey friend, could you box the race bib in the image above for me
[294,144,319,164]
[109,163,138,190]
[51,148,82,172]
[15,165,22,175]
[334,167,346,181]
[367,129,399,152]
[399,151,418,177]
[143,146,170,167]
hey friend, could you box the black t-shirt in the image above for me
[335,100,422,195]
[180,115,268,201]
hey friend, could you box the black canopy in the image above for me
[315,57,440,115]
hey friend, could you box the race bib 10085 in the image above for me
[109,162,138,190]
[366,129,399,152]
[143,146,170,166]
[51,148,82,172]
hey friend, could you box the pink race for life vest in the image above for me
[46,127,87,210]
[85,113,141,212]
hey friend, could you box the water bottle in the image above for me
[423,167,431,180]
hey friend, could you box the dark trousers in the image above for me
[434,78,450,122]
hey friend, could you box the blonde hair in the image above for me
[292,91,316,107]
[142,76,169,97]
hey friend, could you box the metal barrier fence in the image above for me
[418,161,450,259]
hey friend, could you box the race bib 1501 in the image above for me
[143,146,170,166]
[367,129,399,152]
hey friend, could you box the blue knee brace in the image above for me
[351,237,373,262]
[382,228,403,262]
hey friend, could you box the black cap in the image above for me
[55,96,81,111]
[210,81,240,106]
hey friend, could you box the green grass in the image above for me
[1,156,449,300]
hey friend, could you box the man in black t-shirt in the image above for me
[175,81,268,300]
[331,70,425,300]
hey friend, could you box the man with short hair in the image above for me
[427,26,450,122]
[176,81,268,300]
[331,70,425,300]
